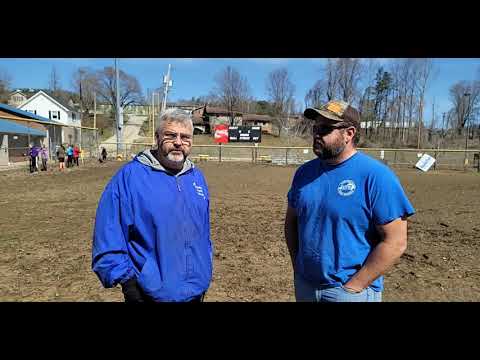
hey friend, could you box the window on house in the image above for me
[72,113,76,121]
[49,111,60,120]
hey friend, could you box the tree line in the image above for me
[191,59,480,148]
[1,59,479,148]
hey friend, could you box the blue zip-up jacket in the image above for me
[92,149,213,302]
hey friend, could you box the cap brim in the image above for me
[304,108,343,122]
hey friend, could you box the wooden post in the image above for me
[285,148,288,166]
[219,143,222,162]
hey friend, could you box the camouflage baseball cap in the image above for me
[304,100,360,127]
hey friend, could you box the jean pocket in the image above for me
[335,285,369,302]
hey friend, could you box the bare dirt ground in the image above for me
[0,158,479,302]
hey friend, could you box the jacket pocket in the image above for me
[137,258,164,296]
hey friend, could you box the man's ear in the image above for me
[345,127,356,143]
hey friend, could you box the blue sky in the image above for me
[1,58,479,125]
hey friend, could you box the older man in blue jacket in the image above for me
[92,108,213,302]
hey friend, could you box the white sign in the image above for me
[380,150,385,160]
[303,149,309,154]
[416,153,436,172]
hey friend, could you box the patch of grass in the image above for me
[99,127,114,142]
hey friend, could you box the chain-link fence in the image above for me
[188,144,480,171]
[97,142,154,161]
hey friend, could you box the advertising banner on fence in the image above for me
[214,124,229,144]
[228,126,262,143]
[415,153,436,172]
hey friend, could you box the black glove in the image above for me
[121,278,145,303]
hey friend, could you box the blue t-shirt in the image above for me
[287,152,415,291]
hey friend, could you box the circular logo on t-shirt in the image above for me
[337,180,356,196]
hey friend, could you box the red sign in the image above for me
[214,124,229,143]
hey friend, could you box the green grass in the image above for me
[99,127,114,142]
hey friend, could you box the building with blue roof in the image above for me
[0,102,64,165]
[0,119,47,136]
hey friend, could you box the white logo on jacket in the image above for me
[337,180,356,196]
[192,182,206,199]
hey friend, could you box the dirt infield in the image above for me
[1,159,479,301]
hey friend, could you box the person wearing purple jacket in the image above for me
[29,145,40,173]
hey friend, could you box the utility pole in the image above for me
[161,64,173,113]
[152,91,155,146]
[115,58,123,158]
[464,92,471,167]
[94,91,98,157]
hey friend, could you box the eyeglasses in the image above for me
[311,124,349,136]
[162,131,193,144]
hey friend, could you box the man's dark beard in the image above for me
[313,140,345,160]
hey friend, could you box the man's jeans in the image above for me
[294,273,382,302]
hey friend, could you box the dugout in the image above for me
[0,119,47,165]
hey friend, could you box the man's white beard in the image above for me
[166,151,185,163]
[165,152,185,169]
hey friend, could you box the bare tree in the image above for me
[0,68,12,103]
[414,59,434,148]
[49,66,61,97]
[96,66,143,116]
[402,59,421,145]
[449,80,480,134]
[305,79,327,109]
[324,59,341,101]
[72,67,99,116]
[266,67,295,136]
[212,66,250,125]
[337,58,363,104]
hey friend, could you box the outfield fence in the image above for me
[8,141,477,172]
[94,143,480,172]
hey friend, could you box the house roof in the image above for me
[0,102,62,125]
[204,106,243,116]
[43,90,77,112]
[242,114,273,122]
[19,90,77,113]
[0,119,47,136]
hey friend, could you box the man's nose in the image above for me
[173,135,183,145]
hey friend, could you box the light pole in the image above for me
[114,58,123,158]
[161,64,173,113]
[464,92,471,167]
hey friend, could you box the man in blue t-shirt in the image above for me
[285,100,415,302]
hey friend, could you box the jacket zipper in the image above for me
[176,176,181,191]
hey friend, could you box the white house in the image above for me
[18,90,82,144]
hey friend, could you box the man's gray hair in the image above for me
[155,108,193,136]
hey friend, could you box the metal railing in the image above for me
[29,142,478,172]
